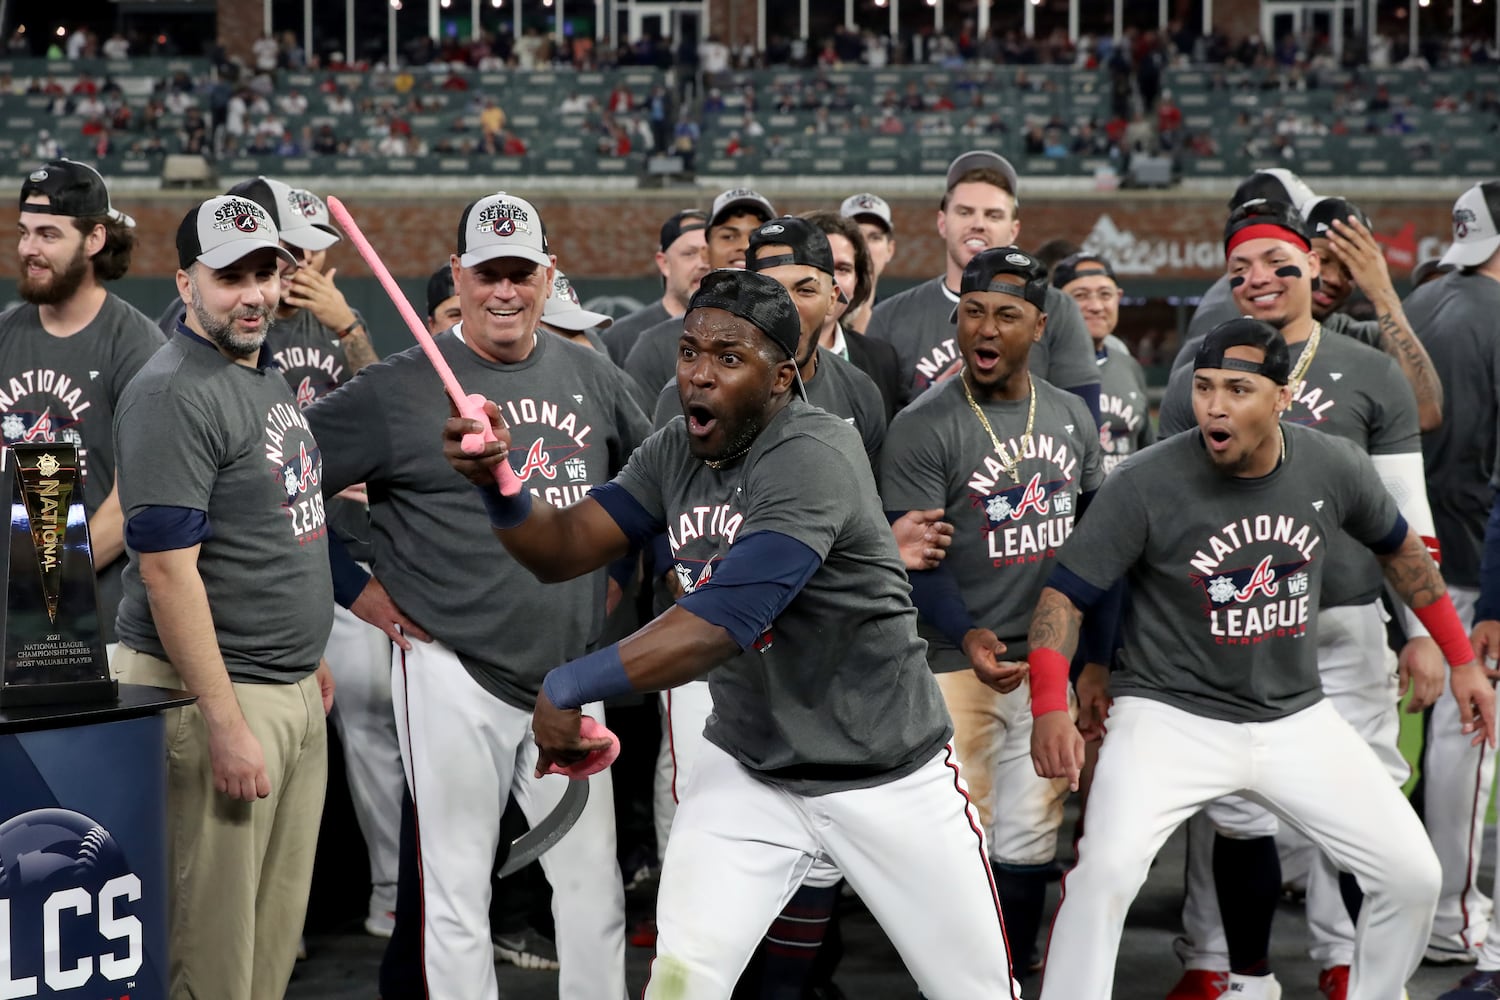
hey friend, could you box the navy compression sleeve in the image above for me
[675,531,822,650]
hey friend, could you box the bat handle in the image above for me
[457,392,524,497]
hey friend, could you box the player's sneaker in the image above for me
[1428,941,1484,966]
[1225,973,1281,999]
[1165,969,1229,999]
[1438,969,1500,998]
[1317,964,1348,1000]
[492,929,560,971]
[364,908,395,939]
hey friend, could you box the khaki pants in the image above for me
[114,647,328,1000]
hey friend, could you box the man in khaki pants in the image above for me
[112,194,335,1000]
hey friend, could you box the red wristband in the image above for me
[1414,593,1475,668]
[1423,535,1442,565]
[1028,647,1071,718]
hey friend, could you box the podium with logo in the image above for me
[0,443,190,999]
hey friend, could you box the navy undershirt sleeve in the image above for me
[589,481,666,550]
[1047,564,1107,612]
[906,566,978,648]
[124,505,212,553]
[1368,514,1410,556]
[1476,498,1500,622]
[1068,382,1103,429]
[675,531,822,650]
[327,532,373,609]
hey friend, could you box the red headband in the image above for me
[1226,223,1310,256]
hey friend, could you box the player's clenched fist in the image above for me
[443,397,512,486]
[531,689,615,778]
[1032,711,1085,792]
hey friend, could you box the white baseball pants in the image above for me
[1041,696,1438,1000]
[652,679,713,856]
[393,639,626,1000]
[646,740,1021,1000]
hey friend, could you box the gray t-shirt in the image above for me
[0,294,165,644]
[1097,334,1156,475]
[623,313,683,411]
[881,377,1102,669]
[114,334,334,680]
[650,346,887,467]
[1405,269,1500,587]
[1058,425,1400,723]
[308,327,651,709]
[1159,330,1420,607]
[864,277,1100,403]
[1174,298,1380,372]
[602,299,669,367]
[613,399,952,794]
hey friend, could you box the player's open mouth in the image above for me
[1205,428,1233,451]
[487,307,522,319]
[685,403,717,437]
[970,346,1001,372]
[963,238,988,251]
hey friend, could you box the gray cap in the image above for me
[840,192,893,232]
[710,188,776,228]
[543,270,614,331]
[176,195,299,271]
[1440,181,1500,268]
[945,150,1020,200]
[225,176,340,252]
[456,191,550,269]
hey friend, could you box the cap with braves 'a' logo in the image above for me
[709,188,775,228]
[1194,317,1292,386]
[287,186,342,242]
[19,158,135,227]
[840,192,893,232]
[543,269,614,331]
[747,216,836,277]
[225,176,340,252]
[689,268,801,362]
[952,246,1049,321]
[945,150,1021,201]
[176,195,299,270]
[1440,181,1500,268]
[1302,196,1372,237]
[457,191,550,269]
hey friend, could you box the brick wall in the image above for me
[216,0,262,68]
[705,0,757,50]
[1213,0,1262,45]
[41,192,1457,282]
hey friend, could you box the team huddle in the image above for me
[5,150,1500,1000]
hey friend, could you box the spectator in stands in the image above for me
[34,129,61,159]
[559,91,592,114]
[702,34,730,87]
[672,112,699,170]
[607,81,634,113]
[278,89,309,116]
[254,33,280,73]
[103,32,129,60]
[65,26,87,60]
[276,131,304,156]
[326,87,353,115]
[312,124,340,156]
[500,130,526,156]
[479,98,505,143]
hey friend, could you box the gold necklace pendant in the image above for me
[961,371,1036,484]
[1287,321,1322,400]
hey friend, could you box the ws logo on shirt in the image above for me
[1189,514,1321,645]
[263,401,326,544]
[499,397,598,507]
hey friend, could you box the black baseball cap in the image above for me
[1194,317,1292,385]
[660,209,708,253]
[1224,199,1312,255]
[688,269,801,362]
[20,159,135,226]
[951,246,1049,323]
[1051,252,1118,289]
[1229,168,1316,213]
[176,195,299,271]
[426,264,455,318]
[747,216,835,277]
[1302,196,1373,237]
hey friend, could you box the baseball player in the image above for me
[838,192,896,335]
[444,267,1022,1000]
[1405,180,1500,970]
[880,246,1104,979]
[863,150,1100,421]
[306,191,648,1000]
[1028,317,1492,1000]
[540,268,614,353]
[0,158,162,661]
[804,208,905,421]
[1050,253,1154,474]
[112,195,335,1000]
[1171,188,1442,432]
[1156,200,1442,999]
[602,208,709,366]
[624,188,775,405]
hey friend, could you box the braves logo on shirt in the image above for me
[263,401,326,544]
[271,345,345,408]
[1189,514,1322,645]
[1,370,96,480]
[965,434,1083,568]
[667,504,774,653]
[499,396,598,507]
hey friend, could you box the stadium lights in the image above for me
[492,0,503,6]
[926,0,937,6]
[441,0,451,7]
[874,0,886,6]
[55,27,65,37]
[1418,0,1430,6]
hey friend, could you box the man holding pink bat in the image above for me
[445,268,1021,999]
[305,191,650,1000]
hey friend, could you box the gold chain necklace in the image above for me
[961,370,1035,484]
[704,441,752,470]
[1287,320,1322,399]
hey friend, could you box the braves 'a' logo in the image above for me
[1235,554,1279,602]
[21,406,53,442]
[516,438,557,481]
[1198,555,1310,609]
[1012,473,1051,518]
[294,376,317,410]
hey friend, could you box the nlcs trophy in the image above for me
[0,442,116,707]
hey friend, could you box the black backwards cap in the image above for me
[950,245,1049,323]
[1194,317,1292,386]
[1224,199,1312,255]
[20,159,135,227]
[1228,168,1316,213]
[660,209,708,253]
[688,269,802,363]
[426,264,455,318]
[1051,252,1118,289]
[747,216,836,277]
[1303,196,1373,237]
